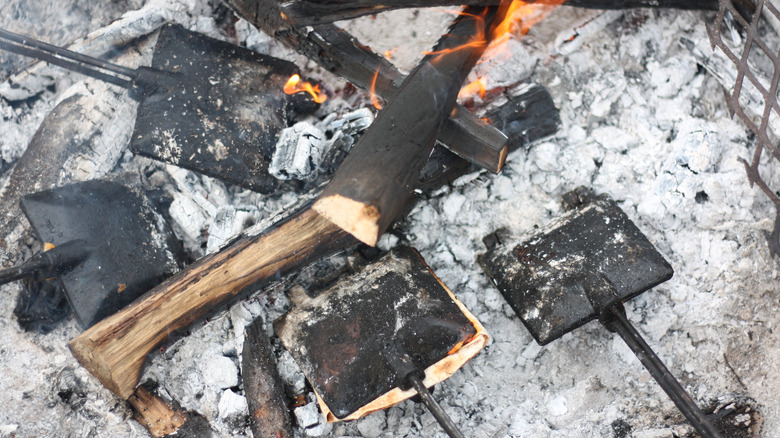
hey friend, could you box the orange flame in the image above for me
[424,9,488,60]
[490,1,564,49]
[424,2,562,68]
[283,74,327,103]
[448,333,477,355]
[383,48,397,60]
[370,66,384,110]
[423,2,562,65]
[447,340,466,355]
[459,76,487,100]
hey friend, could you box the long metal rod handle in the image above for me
[0,240,89,286]
[407,373,466,438]
[0,38,132,89]
[0,28,135,77]
[0,258,47,285]
[606,304,722,438]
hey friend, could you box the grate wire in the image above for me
[708,0,780,256]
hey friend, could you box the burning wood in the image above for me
[65,82,558,407]
[2,0,768,436]
[313,5,511,246]
[283,73,328,103]
[226,0,511,174]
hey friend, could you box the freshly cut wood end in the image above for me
[313,194,381,246]
[68,335,141,400]
[496,143,508,173]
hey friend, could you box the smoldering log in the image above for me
[281,0,722,25]
[224,0,509,173]
[242,317,294,438]
[312,5,510,246]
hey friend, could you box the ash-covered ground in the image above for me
[0,1,778,438]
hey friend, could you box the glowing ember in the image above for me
[370,67,384,110]
[459,76,487,100]
[283,74,327,103]
[383,48,397,60]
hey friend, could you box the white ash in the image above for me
[554,10,624,56]
[234,18,275,55]
[205,205,260,254]
[217,389,247,420]
[0,3,778,438]
[270,122,328,181]
[201,355,239,389]
[270,108,374,182]
[295,399,321,429]
[356,411,387,438]
[321,107,374,135]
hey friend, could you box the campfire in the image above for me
[0,0,777,437]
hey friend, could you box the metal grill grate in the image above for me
[707,0,780,256]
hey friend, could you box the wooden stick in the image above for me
[282,0,720,25]
[224,0,508,174]
[243,317,294,438]
[312,5,509,246]
[127,386,187,437]
[69,208,356,399]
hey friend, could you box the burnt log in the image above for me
[312,5,510,246]
[242,317,294,438]
[282,0,721,25]
[224,0,509,173]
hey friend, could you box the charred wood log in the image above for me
[242,317,294,438]
[282,0,721,25]
[483,83,561,155]
[312,5,510,246]
[224,0,509,173]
